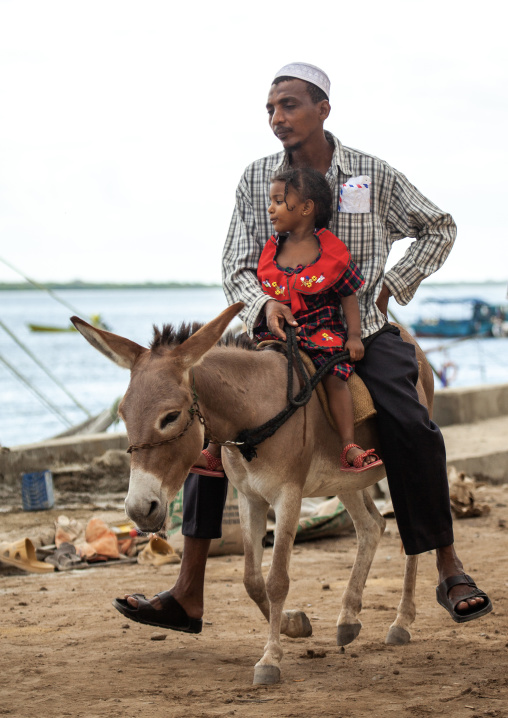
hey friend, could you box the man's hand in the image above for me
[345,335,364,362]
[376,283,391,317]
[265,300,299,341]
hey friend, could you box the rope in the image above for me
[0,352,73,428]
[235,323,397,462]
[0,256,108,330]
[0,319,92,417]
[0,256,85,316]
[235,327,348,461]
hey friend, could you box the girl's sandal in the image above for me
[340,443,383,474]
[190,449,225,478]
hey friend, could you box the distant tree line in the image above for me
[0,281,222,291]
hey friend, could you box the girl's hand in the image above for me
[345,336,364,362]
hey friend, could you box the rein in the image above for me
[234,325,349,461]
[235,322,398,461]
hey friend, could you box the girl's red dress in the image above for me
[254,228,365,381]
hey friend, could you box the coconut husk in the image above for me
[448,465,491,519]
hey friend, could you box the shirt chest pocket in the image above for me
[333,212,383,272]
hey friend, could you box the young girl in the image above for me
[191,167,382,475]
[254,167,382,472]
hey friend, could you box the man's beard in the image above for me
[286,140,303,154]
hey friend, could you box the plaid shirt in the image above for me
[222,131,457,338]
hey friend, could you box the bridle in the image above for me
[126,372,244,454]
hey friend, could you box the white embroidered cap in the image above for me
[273,62,331,99]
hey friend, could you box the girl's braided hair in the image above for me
[271,167,333,230]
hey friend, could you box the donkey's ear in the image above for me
[71,316,146,369]
[172,302,244,370]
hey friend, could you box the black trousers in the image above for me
[354,327,453,554]
[182,328,454,555]
[182,472,228,539]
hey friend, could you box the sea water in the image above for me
[1,284,507,447]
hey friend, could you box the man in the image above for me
[115,62,491,631]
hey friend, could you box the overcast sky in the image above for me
[0,0,507,286]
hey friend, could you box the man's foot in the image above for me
[116,535,210,630]
[113,590,202,633]
[123,535,210,620]
[340,443,383,473]
[125,587,203,620]
[436,545,492,621]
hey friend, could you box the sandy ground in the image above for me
[1,484,507,718]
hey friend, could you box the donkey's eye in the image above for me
[160,411,181,430]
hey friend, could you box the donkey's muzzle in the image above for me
[124,468,168,532]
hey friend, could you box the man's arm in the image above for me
[383,169,457,306]
[376,283,391,316]
[222,174,269,335]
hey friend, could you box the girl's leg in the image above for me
[192,443,223,470]
[322,374,375,467]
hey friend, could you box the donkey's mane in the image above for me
[150,322,257,352]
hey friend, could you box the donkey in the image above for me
[72,302,432,685]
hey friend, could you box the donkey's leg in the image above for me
[385,554,418,645]
[362,488,386,533]
[364,491,418,646]
[239,491,311,640]
[361,491,418,645]
[336,488,385,646]
[253,487,302,686]
[238,492,271,622]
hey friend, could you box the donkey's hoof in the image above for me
[253,665,281,685]
[385,625,411,646]
[336,622,362,646]
[282,610,312,638]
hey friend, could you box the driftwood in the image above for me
[52,403,119,438]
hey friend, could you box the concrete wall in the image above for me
[434,382,508,426]
[0,432,128,486]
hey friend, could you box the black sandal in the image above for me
[112,591,202,633]
[436,574,492,623]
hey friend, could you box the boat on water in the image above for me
[411,298,508,338]
[28,315,109,333]
[28,323,78,333]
